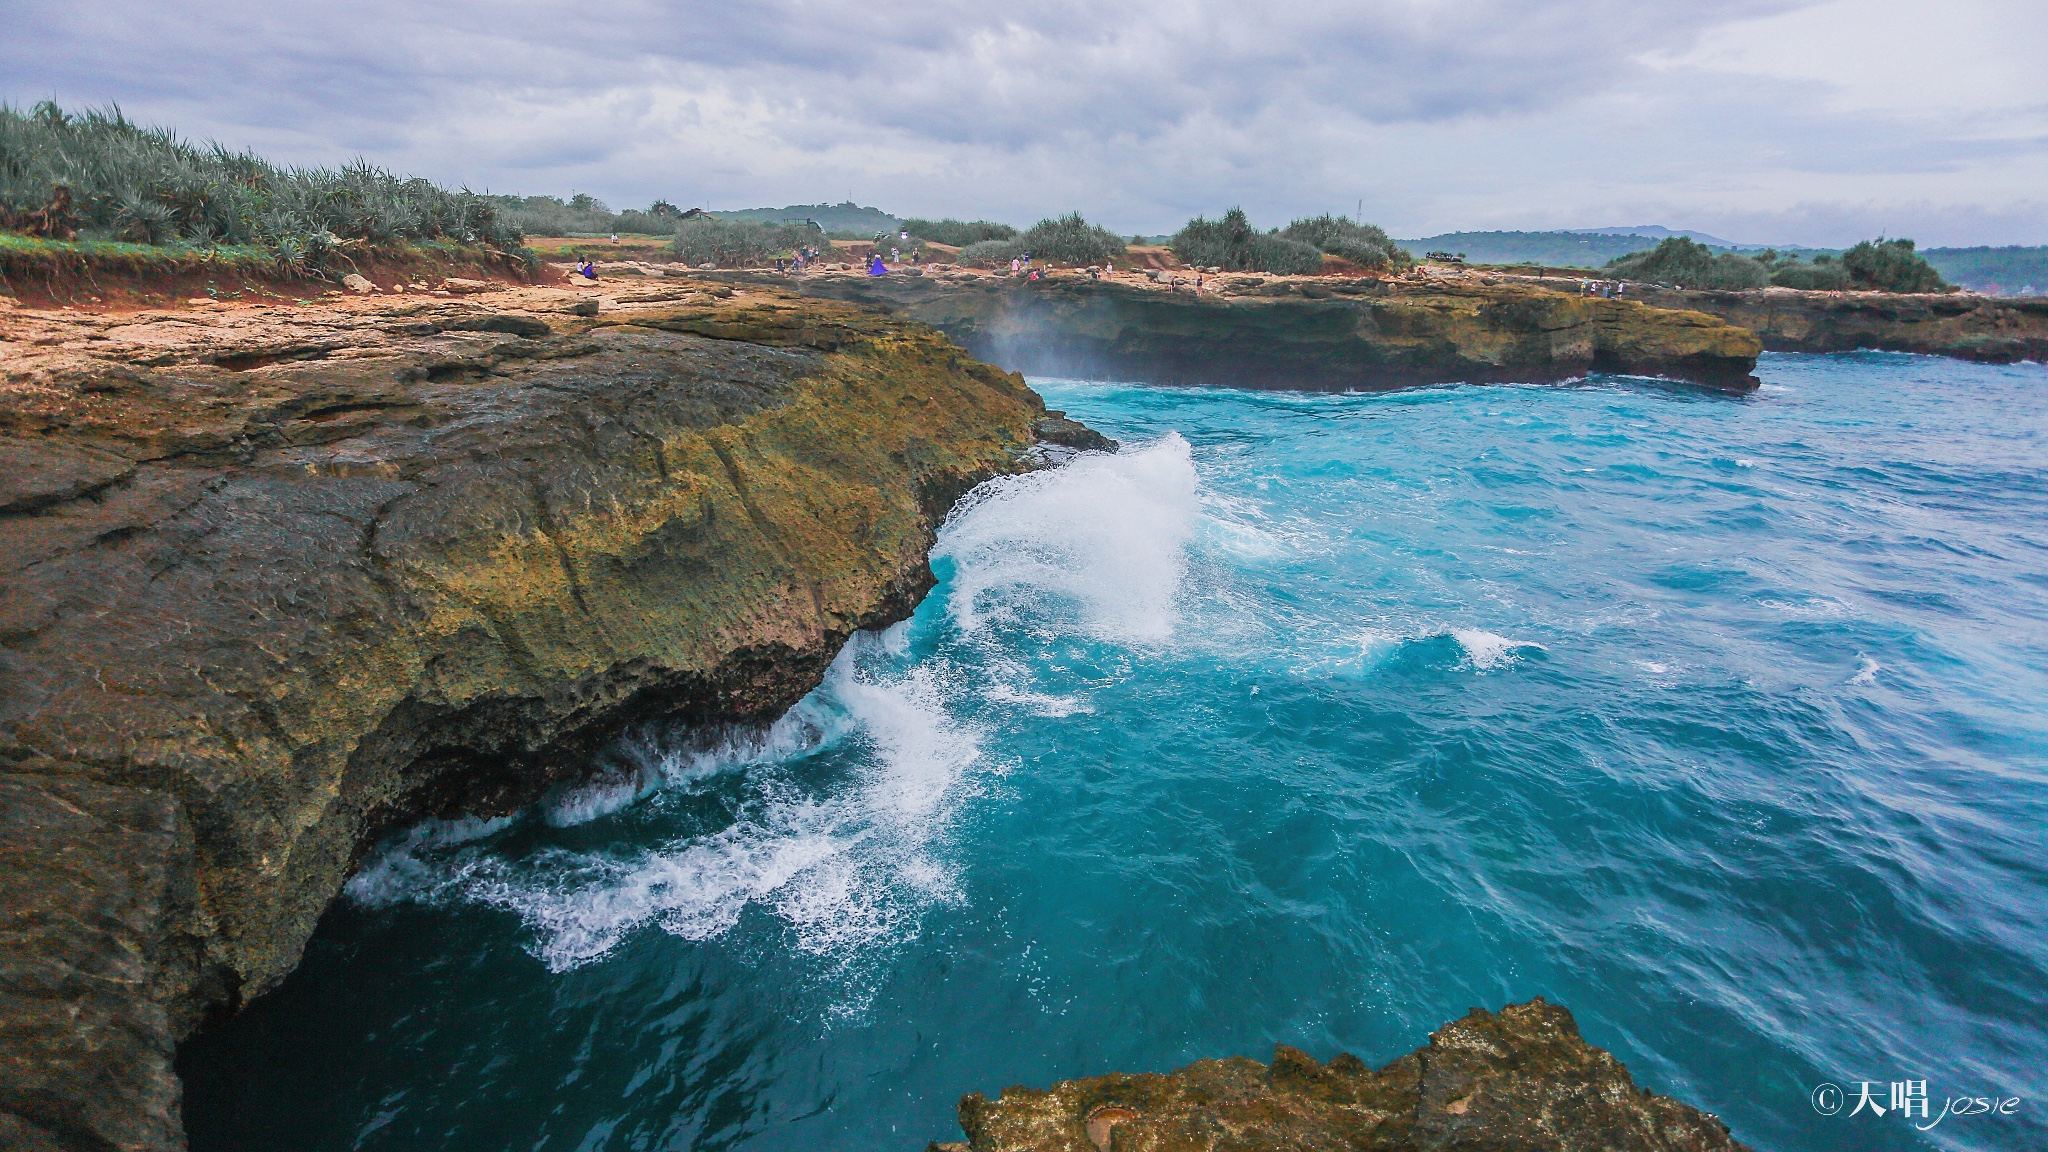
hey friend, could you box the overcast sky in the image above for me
[8,0,2045,245]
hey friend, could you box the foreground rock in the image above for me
[726,270,1763,391]
[0,282,1061,1151]
[939,998,1749,1152]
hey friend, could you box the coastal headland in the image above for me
[0,281,1057,1150]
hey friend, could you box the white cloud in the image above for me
[5,0,2042,244]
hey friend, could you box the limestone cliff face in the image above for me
[0,285,1048,1151]
[1596,284,2048,363]
[938,998,1750,1152]
[768,272,1762,391]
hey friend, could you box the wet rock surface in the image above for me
[937,998,1751,1152]
[0,282,1055,1150]
[739,271,1763,391]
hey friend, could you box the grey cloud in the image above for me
[5,0,2042,245]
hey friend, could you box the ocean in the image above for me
[181,352,2048,1152]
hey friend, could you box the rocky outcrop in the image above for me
[0,283,1055,1151]
[937,998,1750,1152]
[1578,283,2048,363]
[749,271,1762,391]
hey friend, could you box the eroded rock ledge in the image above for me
[936,998,1750,1152]
[0,283,1056,1151]
[708,271,1764,392]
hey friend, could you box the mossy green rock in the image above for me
[0,287,1047,1150]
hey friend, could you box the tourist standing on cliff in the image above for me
[868,253,887,276]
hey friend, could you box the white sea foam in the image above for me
[347,638,982,971]
[1849,656,1881,685]
[938,434,1199,643]
[540,704,838,829]
[981,682,1094,717]
[1451,628,1547,671]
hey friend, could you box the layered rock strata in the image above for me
[753,272,1762,391]
[1622,285,2048,363]
[937,998,1750,1152]
[0,283,1053,1151]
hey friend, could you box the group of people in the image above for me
[1580,279,1627,298]
[776,245,823,275]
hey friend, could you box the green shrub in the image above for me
[1279,215,1412,270]
[669,218,810,266]
[1770,258,1851,290]
[902,218,1017,247]
[1,102,523,270]
[1842,238,1948,293]
[1171,208,1325,274]
[1019,212,1128,265]
[1605,237,1767,289]
[956,238,1028,267]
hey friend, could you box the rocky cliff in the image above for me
[936,998,1750,1152]
[753,270,1762,391]
[0,282,1054,1151]
[1588,283,2048,363]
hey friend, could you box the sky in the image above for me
[7,0,2046,246]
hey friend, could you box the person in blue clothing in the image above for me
[867,253,887,276]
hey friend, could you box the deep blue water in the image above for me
[182,353,2048,1152]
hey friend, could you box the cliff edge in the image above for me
[744,270,1762,391]
[0,282,1053,1151]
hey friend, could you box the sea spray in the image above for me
[346,634,983,970]
[939,433,1199,643]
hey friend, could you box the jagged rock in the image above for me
[340,273,374,294]
[943,999,1750,1152]
[1033,410,1118,452]
[0,285,1073,1151]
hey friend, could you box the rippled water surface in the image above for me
[182,354,2048,1152]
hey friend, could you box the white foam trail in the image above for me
[981,682,1094,717]
[347,638,981,971]
[1849,656,1881,685]
[939,434,1199,643]
[1451,628,1547,671]
[540,705,837,828]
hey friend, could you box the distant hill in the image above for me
[1396,231,1667,268]
[1923,247,2048,296]
[1567,224,1744,248]
[711,202,900,233]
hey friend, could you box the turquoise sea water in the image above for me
[181,353,2048,1152]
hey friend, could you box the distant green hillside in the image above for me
[1396,231,1665,268]
[712,202,900,233]
[1923,247,2048,295]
